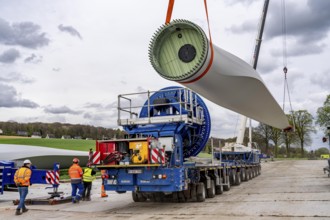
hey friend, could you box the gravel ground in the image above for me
[1,159,330,220]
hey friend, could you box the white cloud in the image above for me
[0,0,329,149]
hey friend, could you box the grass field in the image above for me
[0,137,95,151]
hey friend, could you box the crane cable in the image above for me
[281,0,295,131]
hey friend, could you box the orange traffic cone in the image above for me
[101,183,108,198]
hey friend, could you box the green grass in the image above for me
[59,168,101,180]
[197,152,212,158]
[273,157,309,160]
[0,138,95,151]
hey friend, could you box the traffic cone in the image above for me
[101,183,108,198]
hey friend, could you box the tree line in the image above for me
[203,94,330,158]
[0,121,126,140]
[2,95,330,157]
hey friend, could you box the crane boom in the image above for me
[236,0,270,145]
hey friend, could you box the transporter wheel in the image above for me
[252,167,256,178]
[215,180,223,195]
[244,168,249,181]
[178,191,186,203]
[183,186,191,201]
[241,168,247,182]
[247,168,252,180]
[196,182,206,202]
[172,192,179,202]
[190,184,197,201]
[229,170,236,185]
[223,175,231,191]
[206,180,216,198]
[132,192,147,202]
[235,172,241,186]
[151,192,165,202]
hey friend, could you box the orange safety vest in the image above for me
[68,163,83,182]
[14,167,32,187]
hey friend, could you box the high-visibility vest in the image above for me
[14,167,32,187]
[68,164,83,182]
[83,167,96,182]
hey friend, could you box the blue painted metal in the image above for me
[105,167,186,192]
[0,161,15,194]
[0,161,60,195]
[123,86,211,158]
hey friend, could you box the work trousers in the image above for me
[71,182,84,201]
[82,181,92,199]
[17,186,28,210]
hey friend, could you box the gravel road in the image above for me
[1,160,330,220]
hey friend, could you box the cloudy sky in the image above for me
[0,0,329,150]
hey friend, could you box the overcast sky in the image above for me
[0,0,329,150]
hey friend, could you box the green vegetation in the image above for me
[0,138,95,151]
[197,152,212,158]
[0,121,126,139]
[59,168,101,180]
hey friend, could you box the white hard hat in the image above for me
[23,159,32,164]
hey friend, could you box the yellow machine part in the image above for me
[129,141,149,164]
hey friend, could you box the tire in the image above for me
[229,170,236,185]
[132,192,146,202]
[177,191,186,203]
[206,180,215,198]
[223,175,231,191]
[183,186,191,201]
[241,168,247,182]
[245,168,250,181]
[152,192,165,202]
[190,184,197,201]
[215,179,223,195]
[196,182,206,202]
[235,172,241,186]
[247,169,252,180]
[172,192,179,202]
[255,167,259,176]
[132,192,139,202]
[252,167,257,178]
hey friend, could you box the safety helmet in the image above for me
[23,159,32,164]
[73,158,79,163]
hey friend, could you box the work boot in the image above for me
[86,197,91,201]
[15,209,22,215]
[22,207,29,213]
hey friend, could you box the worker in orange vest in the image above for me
[100,169,108,197]
[14,159,32,215]
[68,158,84,203]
